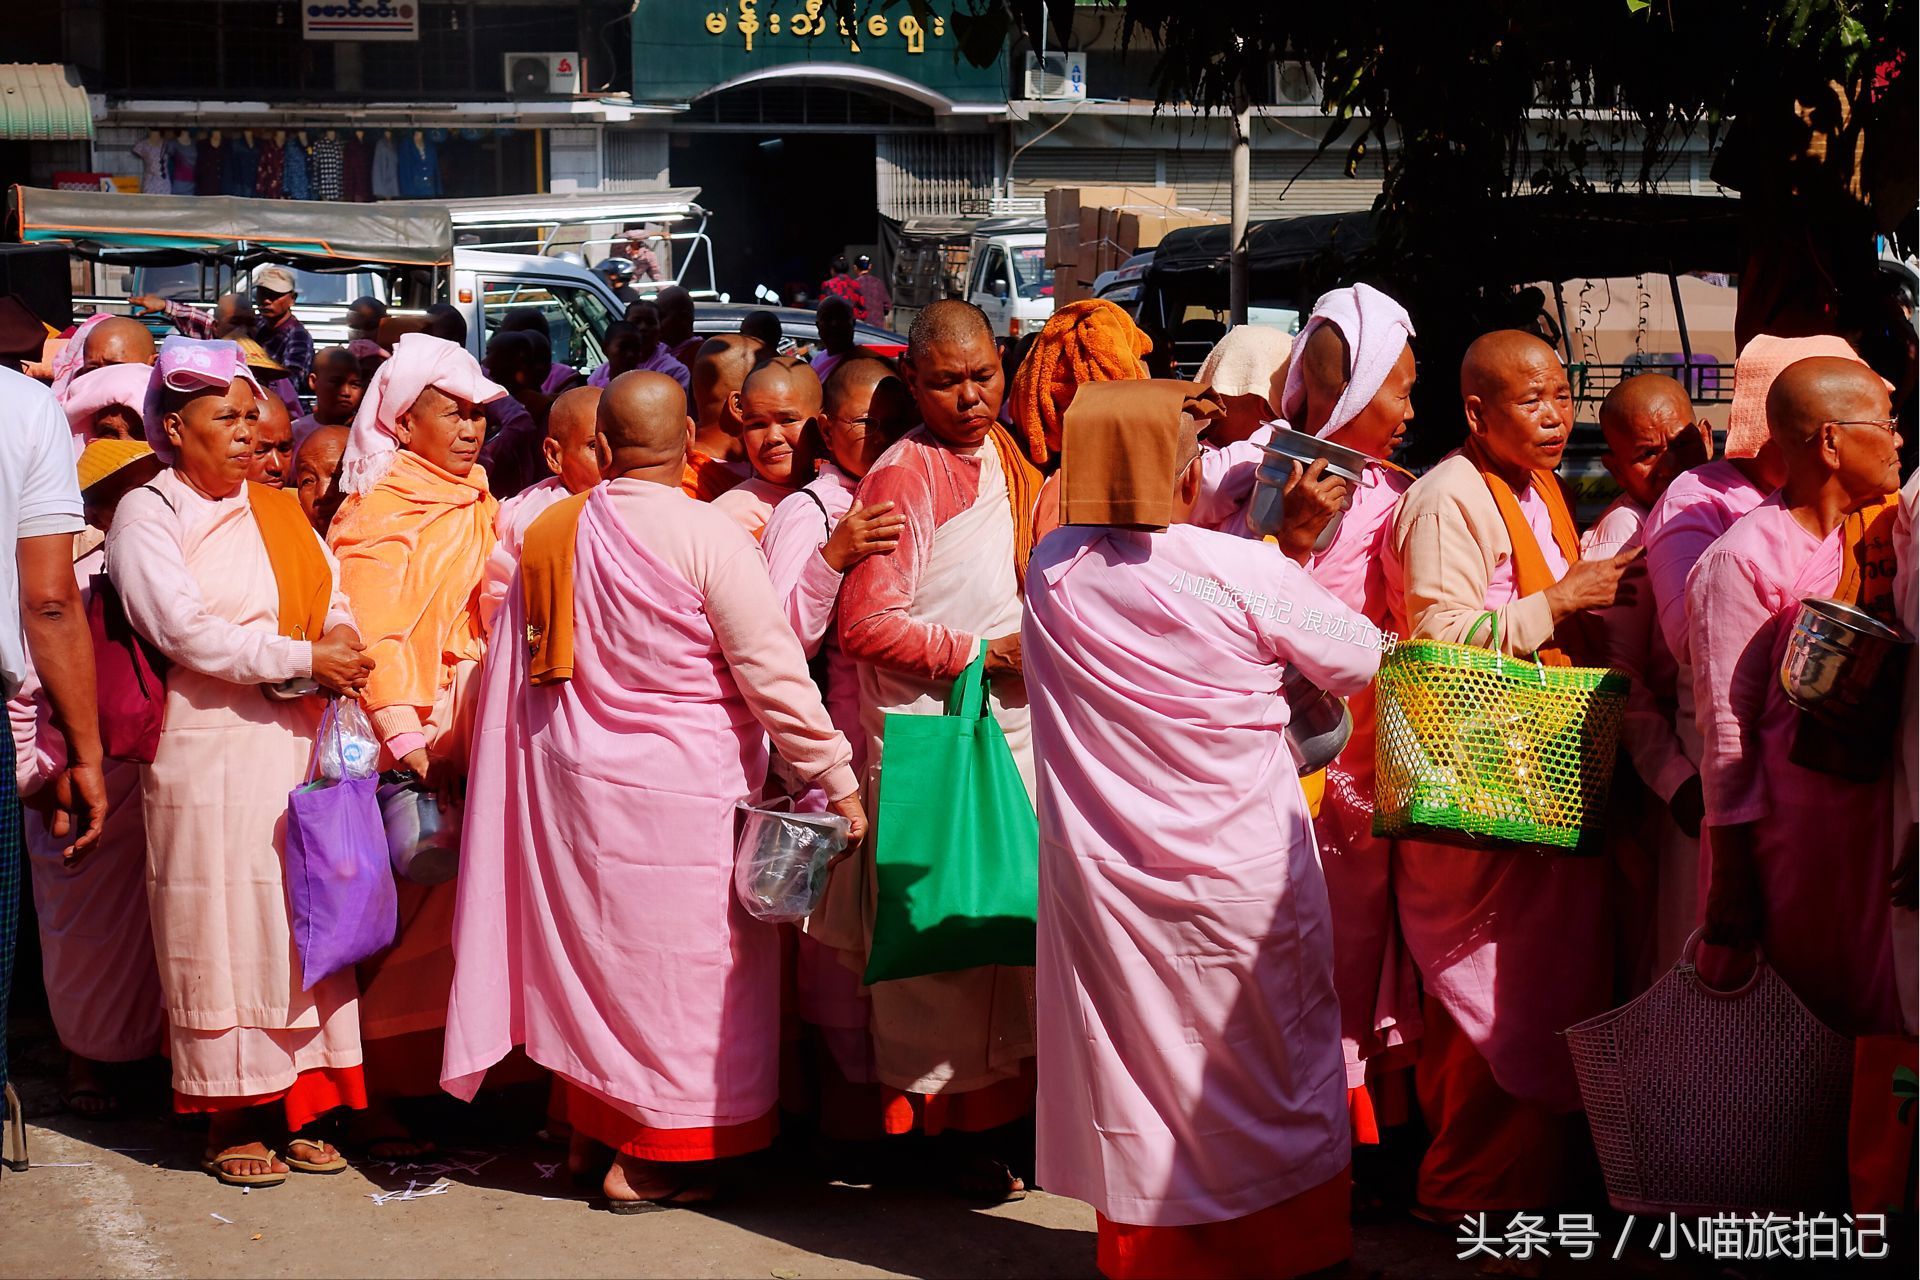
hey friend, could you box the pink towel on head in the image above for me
[1278,283,1415,439]
[342,332,506,495]
[140,337,266,465]
[60,363,154,445]
[1722,333,1869,460]
[47,314,110,399]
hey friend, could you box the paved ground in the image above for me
[0,1015,1757,1279]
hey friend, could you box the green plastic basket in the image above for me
[1371,612,1629,854]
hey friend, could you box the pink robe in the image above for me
[1583,495,1697,979]
[1382,455,1612,1110]
[10,540,164,1064]
[759,464,871,1071]
[1301,465,1424,1086]
[478,475,570,637]
[1687,495,1900,1035]
[106,468,363,1098]
[1893,472,1918,1034]
[1026,522,1380,1226]
[711,475,798,542]
[442,481,856,1129]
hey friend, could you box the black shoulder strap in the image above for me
[136,481,177,513]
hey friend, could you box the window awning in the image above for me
[0,65,94,142]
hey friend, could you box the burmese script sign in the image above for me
[631,0,1008,104]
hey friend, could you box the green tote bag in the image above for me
[864,642,1039,984]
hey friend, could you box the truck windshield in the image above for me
[1012,246,1049,300]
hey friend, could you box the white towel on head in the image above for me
[1278,283,1415,439]
[1195,325,1293,402]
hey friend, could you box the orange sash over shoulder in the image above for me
[1463,438,1583,666]
[1836,492,1901,627]
[520,491,591,687]
[988,423,1042,590]
[247,481,332,641]
[681,450,744,503]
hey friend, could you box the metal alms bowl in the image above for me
[1284,669,1354,774]
[1245,426,1372,542]
[1779,596,1911,722]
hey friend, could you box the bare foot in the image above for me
[285,1135,346,1168]
[602,1152,716,1207]
[347,1100,436,1161]
[61,1055,119,1119]
[203,1139,288,1181]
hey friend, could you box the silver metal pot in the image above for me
[1284,669,1353,774]
[1779,596,1911,725]
[1245,426,1371,548]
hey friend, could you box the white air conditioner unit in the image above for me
[1023,52,1086,101]
[1271,61,1321,108]
[504,52,582,97]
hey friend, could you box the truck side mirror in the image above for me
[991,279,1009,301]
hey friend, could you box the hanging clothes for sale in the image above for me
[370,132,399,200]
[397,132,440,198]
[254,135,285,199]
[309,133,343,202]
[131,132,170,193]
[195,134,227,195]
[166,133,197,195]
[341,132,372,202]
[223,132,259,197]
[283,135,311,201]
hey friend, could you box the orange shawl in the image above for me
[521,491,591,687]
[1464,438,1583,666]
[988,423,1042,590]
[1836,492,1901,627]
[328,450,498,714]
[681,450,744,503]
[247,482,332,642]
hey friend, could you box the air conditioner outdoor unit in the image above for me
[1023,52,1086,101]
[1272,61,1321,108]
[504,52,582,97]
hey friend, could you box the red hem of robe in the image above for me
[1414,997,1579,1213]
[173,1065,368,1131]
[1095,1167,1353,1280]
[565,1083,778,1162]
[1347,1085,1380,1146]
[878,1061,1037,1137]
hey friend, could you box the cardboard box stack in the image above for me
[1044,185,1224,304]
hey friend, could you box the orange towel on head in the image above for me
[1011,298,1153,464]
[328,450,498,716]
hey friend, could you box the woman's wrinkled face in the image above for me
[395,384,486,476]
[165,380,259,498]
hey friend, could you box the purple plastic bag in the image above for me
[285,705,398,989]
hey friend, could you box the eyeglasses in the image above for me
[1825,419,1901,437]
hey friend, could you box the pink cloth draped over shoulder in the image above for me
[711,475,798,542]
[1026,523,1379,1226]
[1687,496,1900,1035]
[442,481,854,1125]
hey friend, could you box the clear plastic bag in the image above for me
[317,698,381,781]
[733,801,850,924]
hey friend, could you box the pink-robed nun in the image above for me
[10,440,168,1114]
[1026,381,1381,1280]
[1690,355,1903,1037]
[442,371,864,1211]
[107,338,375,1185]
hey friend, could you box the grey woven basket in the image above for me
[1565,931,1853,1216]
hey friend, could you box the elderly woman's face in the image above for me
[396,384,486,476]
[166,380,259,498]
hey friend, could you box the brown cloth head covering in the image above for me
[1058,380,1218,531]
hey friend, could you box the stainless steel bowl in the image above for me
[1779,596,1911,724]
[1284,669,1354,774]
[1245,426,1372,544]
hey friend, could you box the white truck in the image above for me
[890,215,1053,342]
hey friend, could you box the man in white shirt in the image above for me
[0,359,108,1144]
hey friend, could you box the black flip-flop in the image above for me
[601,1185,717,1215]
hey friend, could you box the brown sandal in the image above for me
[284,1137,349,1174]
[202,1145,287,1187]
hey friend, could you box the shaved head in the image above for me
[692,334,763,430]
[1461,329,1574,478]
[1599,372,1694,447]
[598,370,691,474]
[823,355,895,418]
[548,386,602,447]
[1461,329,1561,399]
[1767,356,1887,450]
[85,316,156,370]
[293,425,349,534]
[1296,322,1352,426]
[740,355,823,415]
[1599,373,1701,508]
[655,285,695,345]
[907,299,993,365]
[312,345,359,377]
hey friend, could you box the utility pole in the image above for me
[1228,82,1251,327]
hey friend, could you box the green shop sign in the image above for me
[631,1,1009,105]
